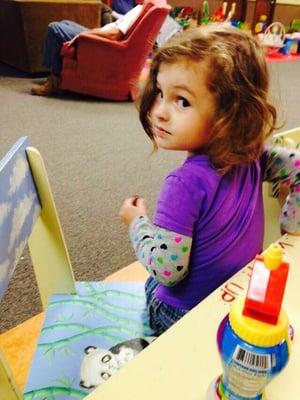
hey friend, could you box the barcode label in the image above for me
[233,346,271,370]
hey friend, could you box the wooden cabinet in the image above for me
[0,0,102,73]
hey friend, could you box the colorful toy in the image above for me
[200,0,210,25]
[257,22,286,56]
[173,6,194,28]
[289,18,300,33]
[198,1,246,30]
[189,10,200,28]
[254,15,267,34]
[280,35,300,55]
[225,2,236,23]
[207,243,291,400]
[212,3,227,22]
[243,243,289,324]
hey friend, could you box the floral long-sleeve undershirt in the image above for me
[263,144,300,234]
[129,145,300,287]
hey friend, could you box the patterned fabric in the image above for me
[24,282,154,400]
[130,215,192,287]
[0,137,41,300]
[263,145,300,234]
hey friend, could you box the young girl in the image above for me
[119,25,300,336]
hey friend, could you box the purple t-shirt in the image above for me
[153,154,264,309]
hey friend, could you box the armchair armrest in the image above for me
[61,42,76,59]
[63,33,130,75]
[61,32,125,59]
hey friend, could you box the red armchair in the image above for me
[60,0,170,100]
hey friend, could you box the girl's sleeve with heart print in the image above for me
[129,215,192,287]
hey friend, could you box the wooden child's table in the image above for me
[86,234,300,400]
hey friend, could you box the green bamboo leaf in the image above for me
[56,375,73,387]
[59,346,75,357]
[57,313,74,323]
[24,386,86,399]
[42,322,91,334]
[48,298,149,329]
[39,324,152,352]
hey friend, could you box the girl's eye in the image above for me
[156,89,163,99]
[177,97,190,108]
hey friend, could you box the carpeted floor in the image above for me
[0,59,300,332]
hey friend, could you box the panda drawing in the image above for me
[80,337,155,389]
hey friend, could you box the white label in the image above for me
[233,346,271,370]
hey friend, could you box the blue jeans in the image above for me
[145,276,188,336]
[43,20,88,75]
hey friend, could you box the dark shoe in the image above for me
[31,75,60,96]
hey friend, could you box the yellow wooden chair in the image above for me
[0,137,149,399]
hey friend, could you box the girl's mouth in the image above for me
[154,126,170,138]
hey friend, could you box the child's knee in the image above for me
[48,20,73,36]
[47,21,63,38]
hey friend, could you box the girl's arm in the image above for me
[263,145,300,234]
[129,215,192,287]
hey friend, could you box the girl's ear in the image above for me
[136,197,146,208]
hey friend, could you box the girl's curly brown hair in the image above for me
[139,25,277,174]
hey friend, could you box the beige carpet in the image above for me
[0,60,300,332]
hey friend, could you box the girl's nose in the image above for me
[153,99,169,121]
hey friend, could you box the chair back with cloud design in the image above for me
[0,137,76,306]
[0,136,75,399]
[0,137,151,400]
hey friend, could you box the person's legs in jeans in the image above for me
[145,276,188,336]
[32,20,88,95]
[43,20,88,75]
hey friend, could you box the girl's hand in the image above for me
[119,196,147,226]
